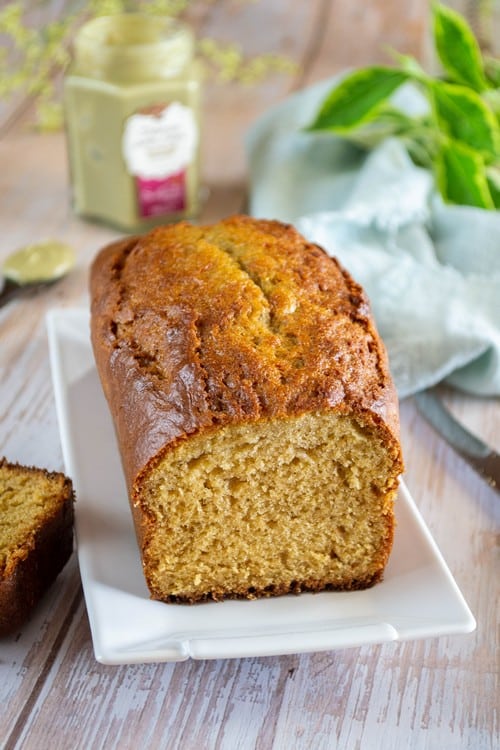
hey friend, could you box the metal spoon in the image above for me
[0,240,76,308]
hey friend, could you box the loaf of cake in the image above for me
[90,215,403,603]
[0,458,74,636]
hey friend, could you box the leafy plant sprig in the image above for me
[306,2,500,210]
[0,0,297,132]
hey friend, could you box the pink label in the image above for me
[135,170,187,217]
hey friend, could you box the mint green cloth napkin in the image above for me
[246,78,500,398]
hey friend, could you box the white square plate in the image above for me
[47,308,476,664]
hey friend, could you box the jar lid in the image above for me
[73,14,195,83]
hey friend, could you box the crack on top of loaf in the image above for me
[205,231,297,345]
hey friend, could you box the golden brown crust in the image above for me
[0,459,75,637]
[90,215,403,510]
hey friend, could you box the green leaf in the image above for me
[432,2,487,92]
[435,139,494,208]
[430,81,500,160]
[306,67,408,133]
[339,104,418,149]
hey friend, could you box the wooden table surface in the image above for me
[1,2,498,749]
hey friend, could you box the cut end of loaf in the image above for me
[138,411,399,604]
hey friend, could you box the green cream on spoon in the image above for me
[1,240,76,306]
[3,240,75,284]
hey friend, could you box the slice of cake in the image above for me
[90,215,403,603]
[0,458,74,635]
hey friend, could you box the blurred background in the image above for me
[1,0,498,216]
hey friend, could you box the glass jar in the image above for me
[64,14,202,232]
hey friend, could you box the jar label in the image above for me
[135,171,187,216]
[122,102,198,217]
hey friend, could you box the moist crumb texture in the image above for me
[90,215,403,603]
[0,459,74,635]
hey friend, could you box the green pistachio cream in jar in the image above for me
[64,14,202,232]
